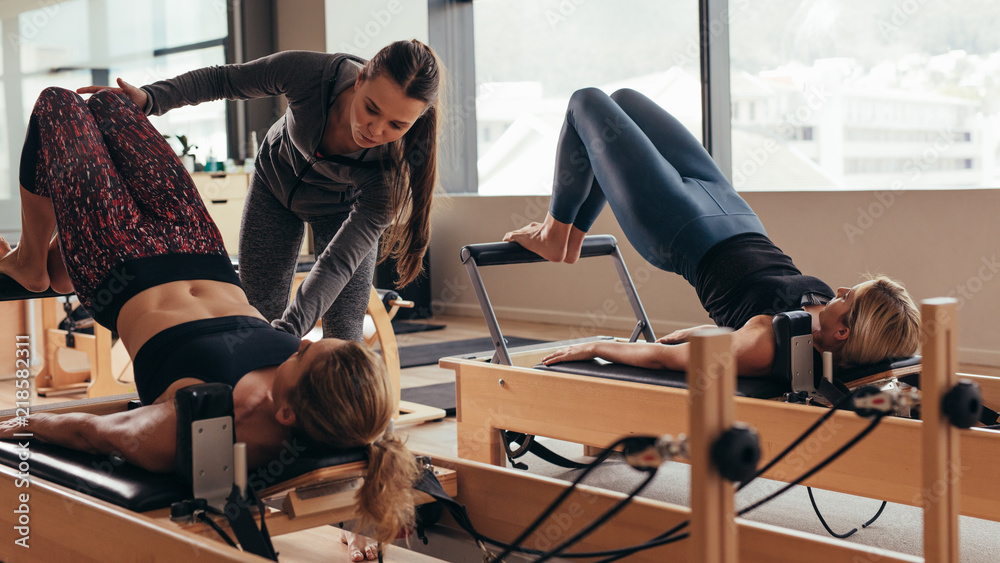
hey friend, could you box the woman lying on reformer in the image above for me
[505,88,920,376]
[0,87,415,557]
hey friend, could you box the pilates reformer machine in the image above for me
[0,297,978,562]
[444,236,1000,525]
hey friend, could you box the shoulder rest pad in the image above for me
[771,310,812,383]
[174,383,235,483]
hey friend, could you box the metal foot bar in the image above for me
[460,235,655,365]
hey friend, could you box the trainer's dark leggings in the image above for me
[19,87,228,311]
[549,88,767,284]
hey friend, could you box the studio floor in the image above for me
[2,314,999,561]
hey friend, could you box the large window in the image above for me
[472,0,700,196]
[1,0,228,233]
[729,0,1000,190]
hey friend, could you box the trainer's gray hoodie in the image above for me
[141,50,392,337]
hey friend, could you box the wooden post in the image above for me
[688,328,738,563]
[921,298,960,563]
[365,287,445,425]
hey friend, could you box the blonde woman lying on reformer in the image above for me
[504,88,920,376]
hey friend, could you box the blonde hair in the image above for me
[286,341,418,544]
[839,275,920,367]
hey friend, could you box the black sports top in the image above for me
[694,233,835,329]
[132,315,301,405]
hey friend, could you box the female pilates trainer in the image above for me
[505,87,920,375]
[76,39,443,341]
[0,87,416,556]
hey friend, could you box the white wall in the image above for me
[428,190,1000,367]
[276,0,326,52]
[325,0,428,58]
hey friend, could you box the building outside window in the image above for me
[729,0,999,191]
[472,0,701,196]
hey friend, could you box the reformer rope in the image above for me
[417,386,892,562]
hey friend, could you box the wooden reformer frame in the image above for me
[448,238,1000,527]
[3,309,967,562]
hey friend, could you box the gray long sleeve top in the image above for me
[141,51,393,337]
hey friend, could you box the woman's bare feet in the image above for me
[340,529,379,561]
[46,238,74,294]
[564,225,588,264]
[0,235,51,292]
[503,214,574,262]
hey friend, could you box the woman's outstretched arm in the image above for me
[0,402,177,473]
[542,315,776,377]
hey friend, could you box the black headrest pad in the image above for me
[772,311,813,382]
[0,438,367,512]
[0,440,188,512]
[174,383,235,483]
[830,355,922,384]
[538,361,789,399]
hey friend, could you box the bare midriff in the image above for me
[116,279,265,358]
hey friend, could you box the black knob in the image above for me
[942,380,982,429]
[711,424,760,482]
[170,500,193,521]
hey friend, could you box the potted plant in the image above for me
[167,134,198,172]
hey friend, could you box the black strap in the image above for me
[222,484,278,561]
[980,405,1000,426]
[63,297,76,348]
[412,468,479,539]
[816,377,853,409]
[501,431,589,470]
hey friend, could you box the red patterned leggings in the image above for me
[20,87,229,316]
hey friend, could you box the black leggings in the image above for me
[548,88,767,284]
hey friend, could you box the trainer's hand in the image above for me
[541,343,597,366]
[77,78,148,109]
